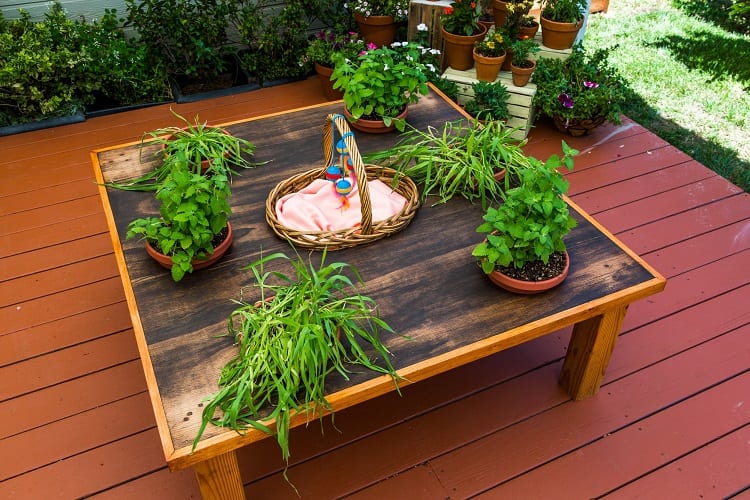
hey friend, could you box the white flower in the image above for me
[417,23,428,31]
[430,49,441,55]
[426,63,436,72]
[391,41,403,47]
[384,63,389,71]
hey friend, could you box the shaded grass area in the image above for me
[584,0,750,191]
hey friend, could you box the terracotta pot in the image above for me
[517,21,539,40]
[162,127,231,172]
[145,222,234,272]
[355,14,397,47]
[473,49,506,82]
[487,250,570,294]
[441,24,487,71]
[540,16,583,50]
[314,63,343,101]
[510,60,535,87]
[552,114,607,136]
[343,106,408,134]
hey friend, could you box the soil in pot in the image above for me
[487,251,569,294]
[145,222,234,272]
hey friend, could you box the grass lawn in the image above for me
[582,0,750,191]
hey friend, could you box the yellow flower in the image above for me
[487,41,495,49]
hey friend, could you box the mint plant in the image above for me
[473,141,578,273]
[126,153,231,281]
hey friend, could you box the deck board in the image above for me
[1,76,749,498]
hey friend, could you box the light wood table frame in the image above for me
[92,92,665,499]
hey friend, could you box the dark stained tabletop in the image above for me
[94,91,663,468]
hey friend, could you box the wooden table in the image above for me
[92,91,666,499]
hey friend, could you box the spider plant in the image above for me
[106,109,260,191]
[365,119,531,208]
[194,250,401,471]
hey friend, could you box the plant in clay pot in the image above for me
[509,37,540,86]
[331,41,430,132]
[106,110,258,191]
[195,250,401,477]
[365,119,531,208]
[348,0,409,46]
[517,14,540,40]
[472,26,507,81]
[539,0,587,49]
[532,43,628,135]
[441,0,488,70]
[493,0,534,31]
[125,151,234,282]
[299,29,366,99]
[464,80,511,122]
[472,141,578,294]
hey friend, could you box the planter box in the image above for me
[170,55,260,104]
[85,97,172,119]
[442,67,536,140]
[0,109,85,137]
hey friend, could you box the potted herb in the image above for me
[348,0,410,47]
[331,41,430,132]
[195,251,401,471]
[532,43,627,135]
[125,152,234,282]
[472,141,578,294]
[108,110,258,191]
[509,37,540,87]
[464,80,511,121]
[473,26,507,82]
[492,0,533,32]
[300,29,366,100]
[539,0,587,49]
[365,119,531,208]
[440,0,487,71]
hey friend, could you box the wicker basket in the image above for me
[266,113,420,250]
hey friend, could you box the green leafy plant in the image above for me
[299,29,366,69]
[195,251,401,469]
[232,0,310,84]
[126,153,232,281]
[464,80,511,121]
[472,141,578,273]
[108,110,259,191]
[441,0,483,35]
[0,3,89,125]
[348,0,410,19]
[532,43,628,125]
[509,37,540,67]
[124,0,233,80]
[331,41,430,130]
[365,119,531,207]
[474,26,507,57]
[540,0,587,23]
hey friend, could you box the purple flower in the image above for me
[558,93,574,109]
[584,81,599,89]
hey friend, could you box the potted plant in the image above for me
[464,80,511,122]
[348,0,410,47]
[539,0,587,49]
[473,26,507,82]
[365,119,530,208]
[331,41,430,132]
[532,43,628,135]
[107,110,258,191]
[472,141,578,294]
[300,29,366,100]
[195,251,401,473]
[517,14,540,40]
[492,0,533,30]
[440,0,488,71]
[125,151,234,282]
[509,37,540,86]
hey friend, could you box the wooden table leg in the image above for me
[193,451,246,500]
[559,305,628,400]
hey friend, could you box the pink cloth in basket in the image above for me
[276,177,407,232]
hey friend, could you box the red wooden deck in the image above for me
[1,77,749,499]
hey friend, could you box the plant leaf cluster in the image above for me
[532,43,629,125]
[540,0,588,23]
[365,119,531,208]
[464,81,512,121]
[472,141,578,272]
[126,152,232,281]
[195,251,401,467]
